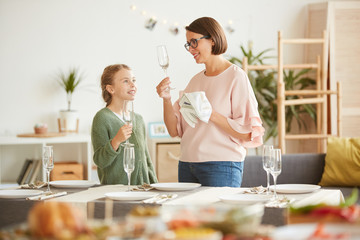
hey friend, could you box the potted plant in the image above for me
[227,43,317,144]
[57,68,83,132]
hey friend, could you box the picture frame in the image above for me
[148,122,170,138]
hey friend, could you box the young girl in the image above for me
[91,64,158,185]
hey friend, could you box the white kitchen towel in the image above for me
[179,107,197,128]
[179,94,198,128]
[183,92,212,123]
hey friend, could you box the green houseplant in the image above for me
[228,44,317,143]
[57,68,83,111]
[57,68,83,132]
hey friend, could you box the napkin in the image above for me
[21,181,47,189]
[26,191,67,201]
[142,194,178,204]
[131,184,154,191]
[244,186,267,194]
[179,92,212,127]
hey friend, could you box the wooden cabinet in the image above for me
[307,1,360,137]
[148,137,180,182]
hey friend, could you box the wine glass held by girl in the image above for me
[91,64,158,185]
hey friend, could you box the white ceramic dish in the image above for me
[272,223,360,240]
[105,192,158,201]
[150,182,201,191]
[219,194,272,204]
[0,189,43,199]
[50,180,97,188]
[270,184,321,194]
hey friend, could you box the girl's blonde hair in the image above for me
[101,64,131,106]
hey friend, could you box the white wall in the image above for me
[0,0,328,136]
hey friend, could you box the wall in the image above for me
[0,0,328,137]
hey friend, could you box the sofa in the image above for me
[242,153,360,204]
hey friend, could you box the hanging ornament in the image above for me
[130,4,136,11]
[226,20,234,34]
[145,17,157,31]
[169,22,179,35]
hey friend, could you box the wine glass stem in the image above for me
[127,173,131,191]
[163,68,168,77]
[266,171,270,194]
[47,170,50,192]
[273,175,278,199]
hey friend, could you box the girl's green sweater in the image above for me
[91,107,158,185]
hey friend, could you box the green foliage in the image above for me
[57,68,83,111]
[58,68,82,94]
[228,44,317,143]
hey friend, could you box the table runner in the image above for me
[53,185,344,209]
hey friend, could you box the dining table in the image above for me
[0,183,344,229]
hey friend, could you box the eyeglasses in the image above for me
[184,36,210,51]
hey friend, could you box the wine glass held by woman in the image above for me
[157,45,175,90]
[91,64,158,185]
[156,17,265,187]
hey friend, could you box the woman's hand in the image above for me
[111,124,133,151]
[156,77,171,100]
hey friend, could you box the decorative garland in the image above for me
[129,2,235,35]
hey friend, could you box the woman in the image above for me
[92,64,157,185]
[156,17,264,187]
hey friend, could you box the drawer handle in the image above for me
[167,151,180,161]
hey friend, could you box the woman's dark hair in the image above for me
[185,17,227,55]
[101,64,131,106]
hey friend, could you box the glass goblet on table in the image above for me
[270,148,282,200]
[122,143,135,191]
[42,145,54,193]
[262,145,273,195]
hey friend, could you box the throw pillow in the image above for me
[319,136,360,187]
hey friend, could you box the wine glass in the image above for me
[123,144,135,191]
[122,100,134,145]
[270,148,282,200]
[262,145,273,195]
[42,146,54,193]
[157,45,174,90]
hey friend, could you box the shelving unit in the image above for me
[277,30,341,153]
[0,134,92,184]
[242,30,342,153]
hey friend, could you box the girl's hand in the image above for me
[117,124,133,142]
[156,77,171,100]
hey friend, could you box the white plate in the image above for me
[105,192,158,201]
[50,180,97,188]
[272,223,360,240]
[0,190,43,199]
[150,182,201,191]
[270,184,321,194]
[219,194,272,204]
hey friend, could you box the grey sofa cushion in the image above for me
[242,153,325,187]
